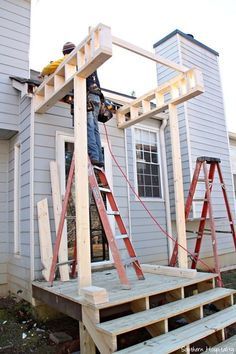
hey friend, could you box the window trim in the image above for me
[132,124,164,202]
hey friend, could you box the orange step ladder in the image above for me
[49,153,145,289]
[169,156,236,286]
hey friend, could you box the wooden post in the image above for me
[50,161,69,281]
[168,103,188,268]
[73,75,92,291]
[79,321,96,354]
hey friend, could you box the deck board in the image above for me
[32,268,217,310]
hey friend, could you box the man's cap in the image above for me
[62,42,76,54]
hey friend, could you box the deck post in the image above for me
[168,103,188,268]
[74,75,92,291]
[79,321,96,354]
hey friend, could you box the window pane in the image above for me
[138,174,144,185]
[151,153,158,163]
[135,128,161,198]
[138,185,144,197]
[144,175,151,185]
[144,151,151,162]
[146,187,152,197]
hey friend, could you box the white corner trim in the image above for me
[30,96,35,281]
[11,79,28,98]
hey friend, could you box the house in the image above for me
[0,0,235,303]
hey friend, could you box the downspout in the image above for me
[30,95,35,284]
[124,128,132,240]
[159,119,173,261]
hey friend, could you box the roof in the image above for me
[153,29,219,56]
[10,69,42,86]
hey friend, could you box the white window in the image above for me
[14,143,21,254]
[134,127,162,199]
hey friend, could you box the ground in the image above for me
[0,269,236,353]
[0,295,80,353]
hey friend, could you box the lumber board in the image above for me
[116,305,236,353]
[141,264,197,278]
[81,286,109,305]
[96,288,235,337]
[32,271,218,310]
[205,335,236,352]
[117,68,204,129]
[169,103,187,268]
[37,198,53,281]
[50,161,69,281]
[35,24,112,114]
[82,306,112,354]
[112,36,188,73]
[74,75,91,291]
[79,321,96,354]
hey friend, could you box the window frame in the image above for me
[132,124,163,202]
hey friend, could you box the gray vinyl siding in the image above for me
[0,0,30,131]
[154,35,191,216]
[154,32,235,259]
[8,96,31,299]
[33,103,74,278]
[125,119,168,264]
[33,104,131,277]
[0,140,9,285]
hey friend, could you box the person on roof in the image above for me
[40,42,104,168]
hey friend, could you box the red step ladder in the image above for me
[49,153,145,289]
[169,156,236,286]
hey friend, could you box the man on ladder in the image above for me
[41,42,107,167]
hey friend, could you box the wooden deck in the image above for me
[32,268,236,353]
[32,268,217,312]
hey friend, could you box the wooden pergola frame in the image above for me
[34,23,204,292]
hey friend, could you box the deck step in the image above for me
[203,335,236,352]
[96,287,235,336]
[116,305,236,353]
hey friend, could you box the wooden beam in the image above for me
[74,75,91,292]
[141,264,197,278]
[37,198,53,281]
[117,68,204,129]
[112,36,188,73]
[50,161,69,281]
[169,103,188,268]
[79,321,96,354]
[80,286,109,305]
[35,24,112,114]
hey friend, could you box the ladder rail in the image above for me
[191,162,216,269]
[49,155,75,284]
[216,163,236,250]
[170,157,235,287]
[201,161,222,286]
[91,162,145,283]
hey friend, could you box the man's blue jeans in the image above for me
[87,93,103,163]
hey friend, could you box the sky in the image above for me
[30,0,236,132]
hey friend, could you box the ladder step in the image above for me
[93,165,104,171]
[122,257,138,266]
[99,187,111,193]
[56,259,75,267]
[115,234,128,240]
[198,178,213,182]
[193,198,208,202]
[107,211,120,216]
